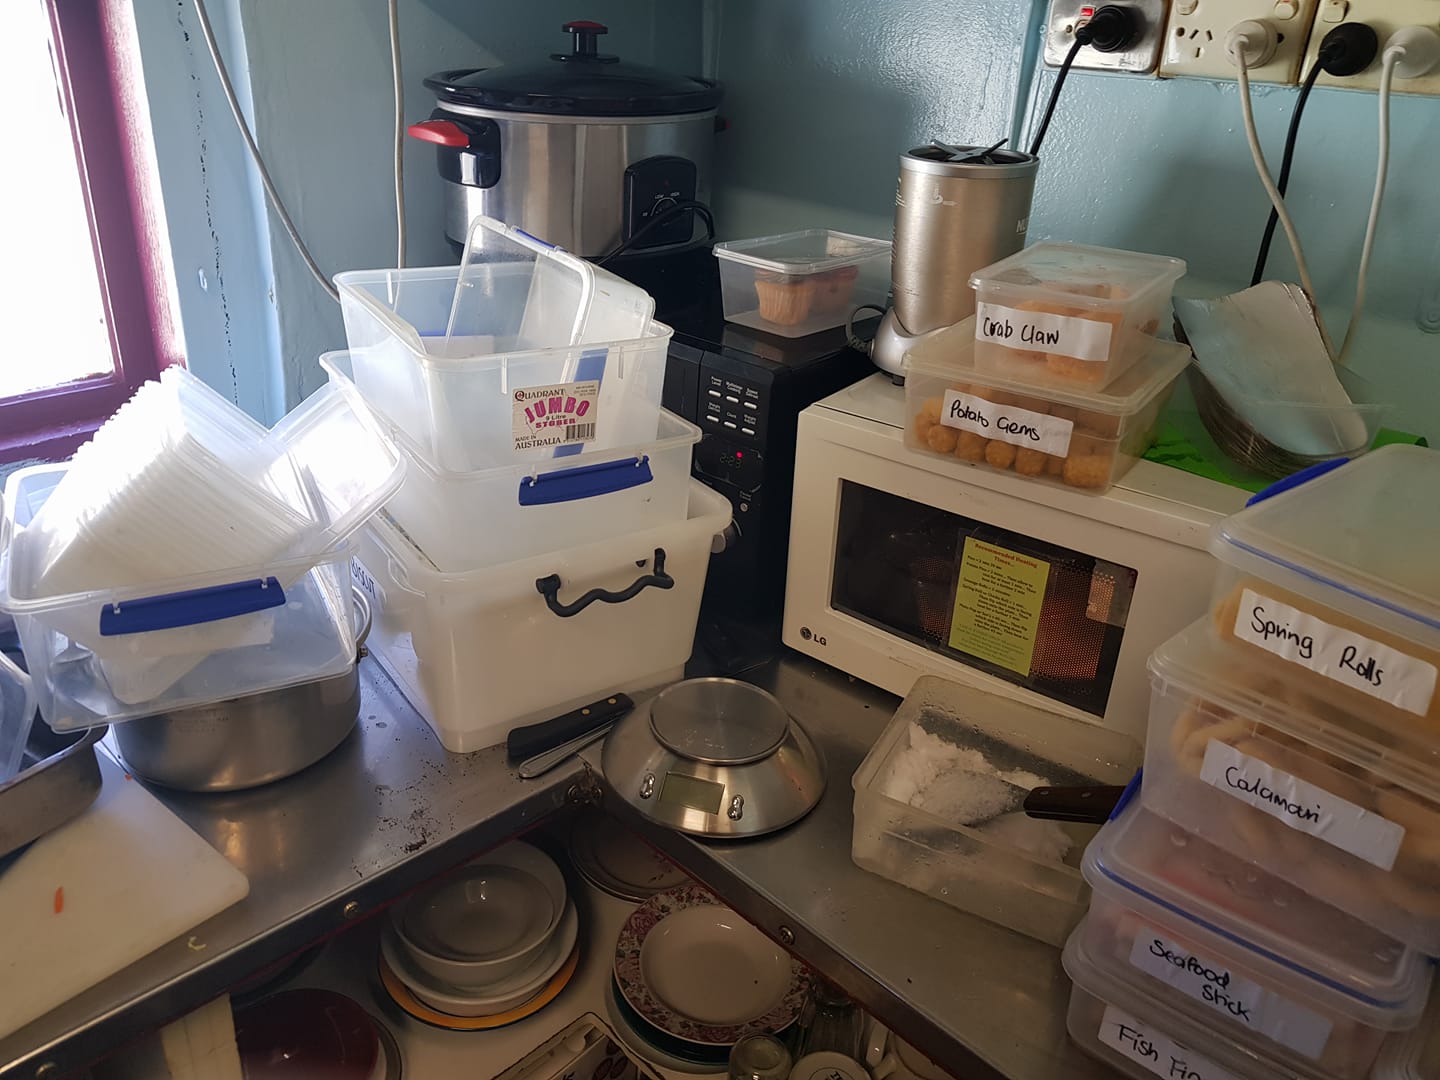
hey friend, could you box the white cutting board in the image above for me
[0,755,249,1039]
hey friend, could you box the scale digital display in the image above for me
[659,772,725,814]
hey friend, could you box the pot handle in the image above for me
[535,548,673,618]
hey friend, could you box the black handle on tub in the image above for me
[535,548,673,618]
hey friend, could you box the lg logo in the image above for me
[799,627,827,647]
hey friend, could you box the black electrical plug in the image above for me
[1317,21,1379,75]
[1078,5,1139,53]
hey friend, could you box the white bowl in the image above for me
[381,901,578,1017]
[392,841,566,988]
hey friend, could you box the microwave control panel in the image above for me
[700,370,767,445]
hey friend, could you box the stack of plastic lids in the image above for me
[0,368,404,729]
[331,215,698,573]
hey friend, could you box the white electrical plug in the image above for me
[1225,19,1280,69]
[1386,25,1440,79]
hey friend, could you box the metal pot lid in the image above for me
[648,678,789,765]
[424,20,722,117]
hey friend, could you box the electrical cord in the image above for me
[1338,47,1401,364]
[596,201,716,266]
[1029,35,1085,157]
[1233,42,1335,358]
[388,0,406,269]
[191,0,340,302]
[1250,60,1323,286]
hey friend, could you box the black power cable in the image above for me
[597,200,716,267]
[1030,6,1137,157]
[1251,23,1379,285]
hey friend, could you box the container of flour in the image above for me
[850,674,1141,947]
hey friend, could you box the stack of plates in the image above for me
[608,884,810,1071]
[379,841,580,1030]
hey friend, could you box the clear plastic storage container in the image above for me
[321,352,699,572]
[850,675,1140,946]
[1373,982,1440,1080]
[1143,619,1440,953]
[351,481,731,753]
[970,243,1185,389]
[337,217,662,473]
[1082,796,1430,1079]
[903,317,1190,493]
[0,377,402,730]
[713,230,891,338]
[1207,446,1440,750]
[0,651,34,782]
[1063,918,1317,1080]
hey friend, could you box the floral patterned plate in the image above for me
[613,883,809,1047]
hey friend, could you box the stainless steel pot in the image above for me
[114,589,370,793]
[413,21,721,257]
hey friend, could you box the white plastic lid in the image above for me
[970,242,1186,310]
[1211,446,1440,647]
[1085,794,1430,1031]
[713,229,891,276]
[904,316,1192,417]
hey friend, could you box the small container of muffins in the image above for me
[970,242,1185,390]
[713,229,891,338]
[903,316,1190,495]
[1145,619,1440,954]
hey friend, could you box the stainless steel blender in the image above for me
[870,145,1040,378]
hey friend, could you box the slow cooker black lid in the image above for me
[425,20,722,117]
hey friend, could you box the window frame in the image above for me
[1,0,183,463]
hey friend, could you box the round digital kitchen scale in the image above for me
[602,678,826,838]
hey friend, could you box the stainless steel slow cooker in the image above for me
[410,20,722,258]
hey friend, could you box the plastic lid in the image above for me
[1149,620,1440,801]
[713,230,892,276]
[423,22,721,117]
[1084,798,1430,1028]
[1373,993,1440,1079]
[1211,446,1440,642]
[969,242,1186,310]
[904,316,1192,417]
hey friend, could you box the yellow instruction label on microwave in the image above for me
[948,538,1049,676]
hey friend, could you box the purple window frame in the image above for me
[1,0,184,464]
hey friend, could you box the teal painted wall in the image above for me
[710,1,1440,440]
[136,0,704,421]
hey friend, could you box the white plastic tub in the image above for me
[850,675,1139,946]
[1064,920,1317,1080]
[322,352,699,572]
[1145,619,1440,953]
[352,481,731,752]
[336,218,664,472]
[713,230,891,338]
[970,243,1185,390]
[904,317,1190,493]
[1082,796,1430,1079]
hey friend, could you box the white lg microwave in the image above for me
[783,375,1249,742]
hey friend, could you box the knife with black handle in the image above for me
[506,693,635,764]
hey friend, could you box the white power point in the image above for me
[1159,0,1320,81]
[1302,1,1440,93]
[1043,0,1170,73]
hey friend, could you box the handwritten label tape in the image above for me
[976,301,1113,364]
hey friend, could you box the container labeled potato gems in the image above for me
[903,317,1190,494]
[970,243,1185,390]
